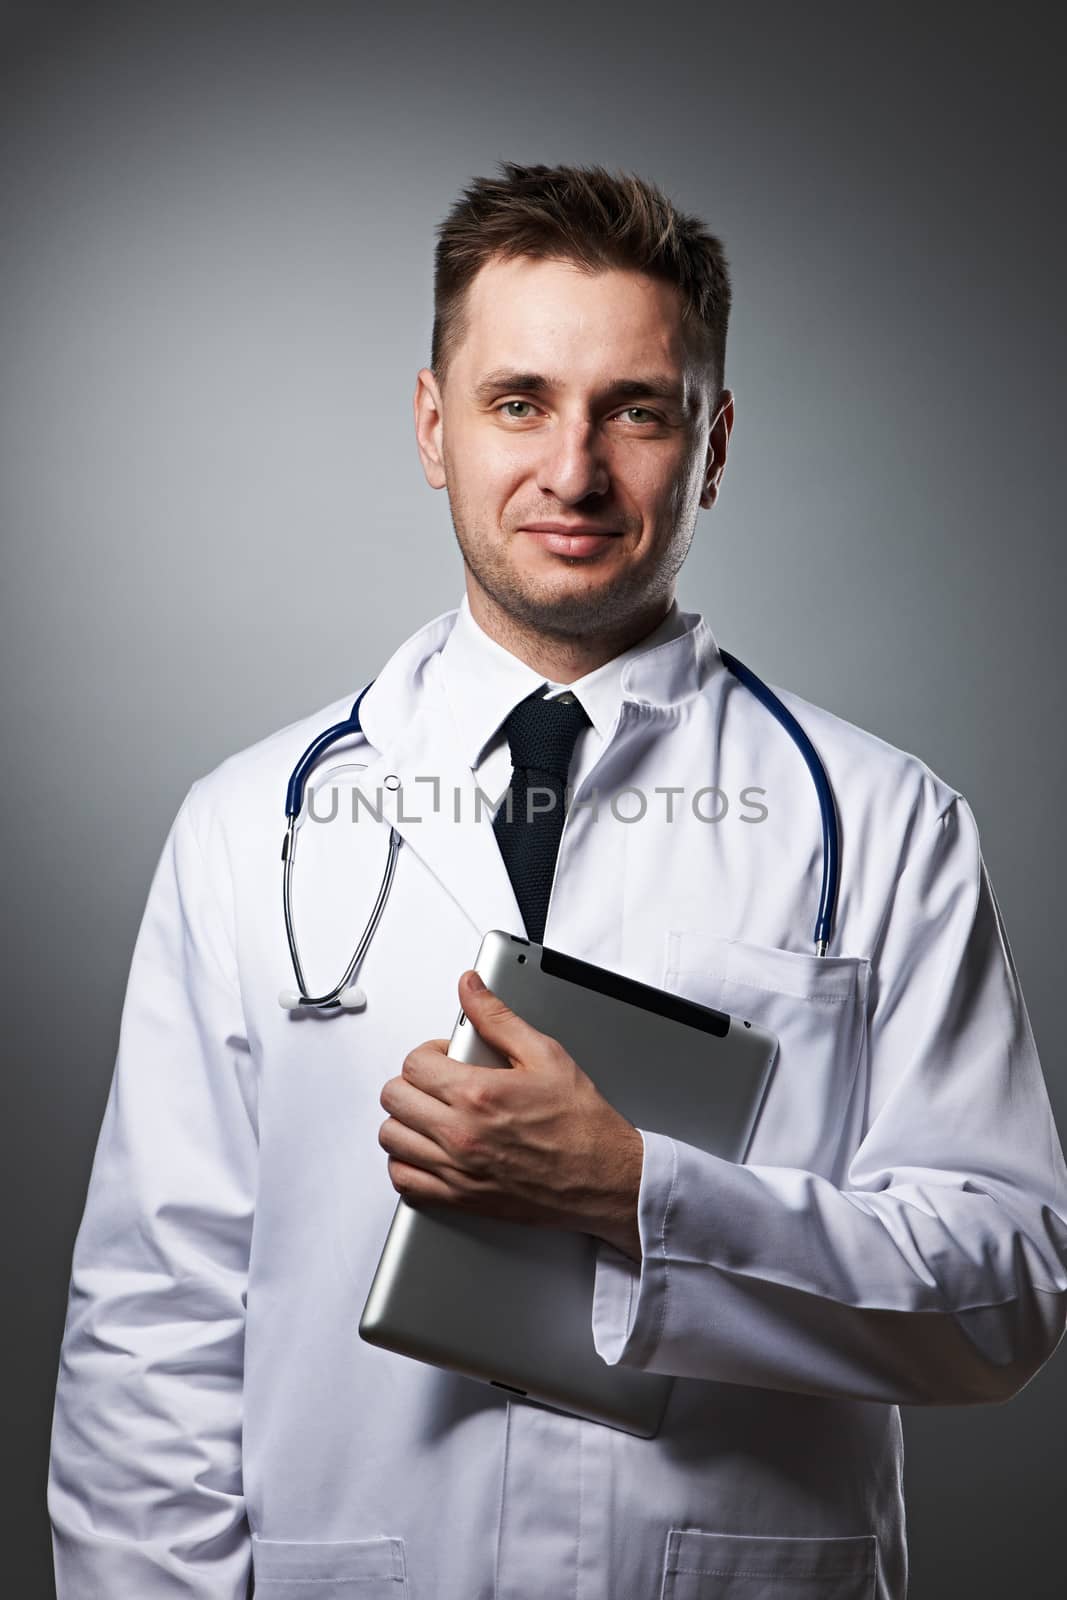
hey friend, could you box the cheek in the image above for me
[450,435,530,508]
[614,445,694,516]
[664,445,708,513]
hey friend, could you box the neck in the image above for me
[465,575,675,682]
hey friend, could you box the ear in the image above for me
[699,388,735,510]
[414,367,447,490]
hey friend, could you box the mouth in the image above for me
[518,524,624,558]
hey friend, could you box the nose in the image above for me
[534,416,610,504]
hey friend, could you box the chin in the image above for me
[492,564,652,636]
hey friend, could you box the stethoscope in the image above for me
[278,653,841,1011]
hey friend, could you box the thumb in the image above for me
[459,968,544,1064]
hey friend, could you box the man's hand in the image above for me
[378,968,644,1260]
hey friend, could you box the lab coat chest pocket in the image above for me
[251,1533,408,1597]
[664,932,870,1176]
[661,1528,877,1599]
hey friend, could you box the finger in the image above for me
[397,1040,465,1105]
[386,1157,462,1207]
[458,969,550,1065]
[380,1117,494,1189]
[382,1069,466,1134]
[387,1158,504,1213]
[379,1113,457,1176]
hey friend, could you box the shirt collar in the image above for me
[437,590,702,771]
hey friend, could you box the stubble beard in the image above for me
[446,495,693,643]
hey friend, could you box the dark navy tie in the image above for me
[492,687,591,944]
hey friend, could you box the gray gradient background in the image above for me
[3,2,1064,1594]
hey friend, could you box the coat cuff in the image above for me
[591,1128,678,1366]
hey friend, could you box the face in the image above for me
[414,254,733,641]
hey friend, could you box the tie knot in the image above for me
[501,688,591,782]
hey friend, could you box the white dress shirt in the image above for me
[434,589,690,810]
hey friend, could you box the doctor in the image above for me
[49,162,1067,1600]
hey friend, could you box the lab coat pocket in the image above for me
[660,1528,877,1599]
[251,1532,408,1596]
[664,932,870,1176]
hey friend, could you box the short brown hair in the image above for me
[431,161,732,401]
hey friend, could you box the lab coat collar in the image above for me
[435,592,700,771]
[437,591,697,768]
[351,596,725,939]
[358,595,725,756]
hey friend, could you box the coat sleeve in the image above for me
[591,793,1067,1404]
[48,783,257,1598]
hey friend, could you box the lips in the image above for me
[518,524,622,557]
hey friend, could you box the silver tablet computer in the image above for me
[359,930,778,1438]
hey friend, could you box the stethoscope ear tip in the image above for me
[338,984,368,1011]
[278,990,304,1011]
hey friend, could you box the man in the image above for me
[49,162,1067,1599]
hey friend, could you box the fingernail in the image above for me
[467,971,485,991]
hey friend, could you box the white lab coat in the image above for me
[49,602,1067,1600]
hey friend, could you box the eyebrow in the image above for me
[471,369,689,408]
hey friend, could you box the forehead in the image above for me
[455,254,697,386]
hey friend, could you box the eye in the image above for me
[499,400,538,419]
[616,406,659,425]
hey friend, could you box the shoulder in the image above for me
[179,604,461,847]
[723,664,969,852]
[180,688,371,861]
[724,672,987,960]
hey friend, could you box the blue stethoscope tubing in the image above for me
[718,650,839,956]
[280,653,841,1010]
[280,682,403,1010]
